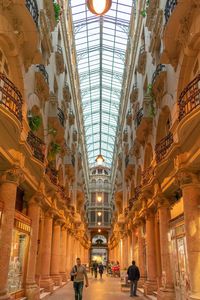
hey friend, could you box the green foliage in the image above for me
[47,142,61,161]
[140,9,146,17]
[53,1,61,21]
[28,115,42,132]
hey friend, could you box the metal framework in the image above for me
[70,0,133,167]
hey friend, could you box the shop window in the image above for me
[8,229,29,293]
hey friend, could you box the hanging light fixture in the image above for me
[97,195,102,202]
[97,212,102,217]
[95,154,104,165]
[98,229,101,233]
[87,0,112,16]
[98,222,101,226]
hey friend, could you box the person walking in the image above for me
[70,257,89,300]
[93,261,98,279]
[127,260,140,297]
[99,263,104,279]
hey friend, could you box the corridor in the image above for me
[48,276,146,300]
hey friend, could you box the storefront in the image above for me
[8,211,31,298]
[170,214,190,300]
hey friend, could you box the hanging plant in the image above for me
[53,0,61,22]
[28,115,42,132]
[140,0,150,17]
[47,142,61,161]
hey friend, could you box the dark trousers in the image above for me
[73,281,84,300]
[130,280,138,296]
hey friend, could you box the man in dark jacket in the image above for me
[127,261,140,297]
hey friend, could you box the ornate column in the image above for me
[60,225,67,281]
[0,167,23,300]
[26,197,41,300]
[157,197,175,300]
[50,220,62,286]
[40,211,54,291]
[178,170,200,300]
[66,230,72,276]
[144,210,157,295]
[137,221,147,287]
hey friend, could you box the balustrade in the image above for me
[152,64,166,85]
[178,74,200,121]
[164,0,178,23]
[25,0,39,26]
[142,165,154,186]
[135,108,143,128]
[155,132,173,163]
[57,107,65,127]
[36,64,49,84]
[46,165,58,185]
[27,131,45,163]
[0,72,23,122]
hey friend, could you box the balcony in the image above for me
[46,165,58,185]
[134,98,153,144]
[162,0,191,69]
[55,45,65,75]
[129,185,141,210]
[155,132,174,163]
[43,0,57,32]
[137,45,147,75]
[0,72,23,122]
[123,129,128,142]
[25,0,39,26]
[35,65,49,102]
[142,165,154,186]
[178,74,200,121]
[69,110,75,126]
[27,131,45,163]
[63,82,71,104]
[125,155,135,179]
[64,154,75,178]
[145,0,159,31]
[126,110,132,126]
[48,100,65,142]
[152,64,167,104]
[130,84,139,104]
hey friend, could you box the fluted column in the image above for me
[40,212,54,291]
[157,198,175,300]
[178,170,200,300]
[0,168,23,300]
[144,211,157,295]
[50,220,62,286]
[60,226,67,281]
[26,198,41,300]
[138,223,147,286]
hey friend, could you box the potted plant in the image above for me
[47,141,61,161]
[28,114,42,132]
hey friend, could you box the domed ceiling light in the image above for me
[87,0,112,15]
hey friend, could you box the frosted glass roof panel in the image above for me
[70,0,133,167]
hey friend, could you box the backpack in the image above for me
[71,265,77,281]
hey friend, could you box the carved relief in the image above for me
[137,50,147,75]
[1,166,24,184]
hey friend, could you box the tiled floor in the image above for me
[48,275,146,300]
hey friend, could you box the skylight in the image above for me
[70,0,133,167]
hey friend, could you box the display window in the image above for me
[8,212,31,294]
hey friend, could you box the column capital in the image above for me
[175,168,200,188]
[154,194,170,209]
[0,166,24,185]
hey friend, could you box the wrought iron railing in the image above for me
[36,64,49,84]
[57,107,65,127]
[57,44,63,55]
[135,107,143,128]
[164,0,178,23]
[178,74,200,121]
[46,165,58,185]
[152,64,166,85]
[0,72,23,122]
[155,132,173,163]
[25,0,39,26]
[142,165,154,186]
[27,131,45,163]
[140,44,145,54]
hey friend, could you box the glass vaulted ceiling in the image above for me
[70,0,133,167]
